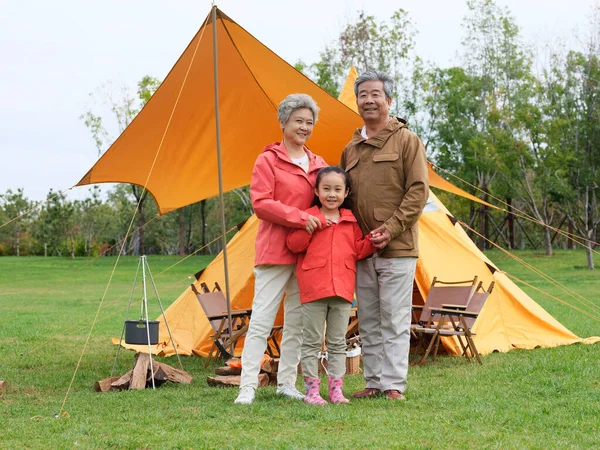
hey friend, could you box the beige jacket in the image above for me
[340,117,429,258]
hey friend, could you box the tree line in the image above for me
[1,0,598,268]
[0,185,252,258]
[297,0,599,268]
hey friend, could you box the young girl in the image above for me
[286,166,376,405]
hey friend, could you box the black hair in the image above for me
[312,166,353,210]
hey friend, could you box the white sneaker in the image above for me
[276,385,305,400]
[234,386,255,405]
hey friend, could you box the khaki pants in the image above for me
[356,255,416,393]
[240,264,303,389]
[301,297,351,379]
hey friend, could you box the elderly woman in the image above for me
[235,93,327,405]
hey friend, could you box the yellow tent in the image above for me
[94,8,596,357]
[415,193,599,354]
[128,190,595,358]
[338,67,359,114]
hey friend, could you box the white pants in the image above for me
[356,255,416,393]
[240,264,303,389]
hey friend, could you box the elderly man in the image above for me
[340,70,428,400]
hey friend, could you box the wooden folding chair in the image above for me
[192,282,251,367]
[411,276,479,340]
[414,280,495,365]
[192,281,282,367]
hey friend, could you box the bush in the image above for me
[74,239,100,257]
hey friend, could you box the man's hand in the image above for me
[370,225,391,249]
[305,215,322,235]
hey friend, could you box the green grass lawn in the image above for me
[1,251,599,449]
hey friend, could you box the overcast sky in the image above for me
[0,0,595,201]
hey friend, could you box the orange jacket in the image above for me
[286,207,376,304]
[250,142,328,266]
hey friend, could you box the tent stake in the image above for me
[212,5,234,356]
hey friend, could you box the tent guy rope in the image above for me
[431,163,600,251]
[506,272,600,323]
[460,220,600,320]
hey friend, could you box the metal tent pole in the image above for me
[212,5,234,357]
[145,261,183,370]
[141,255,156,389]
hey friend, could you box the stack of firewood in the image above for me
[207,357,279,388]
[95,353,192,392]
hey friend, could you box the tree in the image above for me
[34,190,76,257]
[0,189,32,256]
[512,47,576,256]
[298,9,418,112]
[562,49,600,268]
[104,184,138,255]
[426,0,538,251]
[76,185,113,257]
[81,76,161,255]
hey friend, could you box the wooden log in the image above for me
[257,373,269,387]
[150,362,170,382]
[215,365,242,376]
[267,373,278,386]
[207,373,268,388]
[207,375,240,387]
[130,353,151,390]
[142,362,168,388]
[156,362,193,384]
[110,370,133,391]
[96,358,192,392]
[261,358,279,374]
[94,376,121,392]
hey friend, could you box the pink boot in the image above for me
[304,377,327,406]
[328,376,350,404]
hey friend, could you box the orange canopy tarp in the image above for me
[78,8,361,214]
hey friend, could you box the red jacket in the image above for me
[250,142,328,266]
[286,206,376,304]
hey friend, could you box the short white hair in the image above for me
[278,93,319,124]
